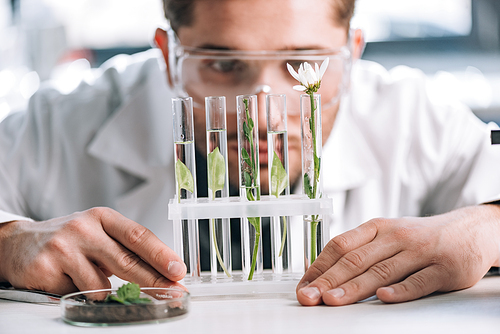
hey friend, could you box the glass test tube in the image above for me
[266,94,292,275]
[205,96,232,279]
[300,93,327,271]
[172,97,200,279]
[236,94,263,280]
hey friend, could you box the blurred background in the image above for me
[0,0,499,124]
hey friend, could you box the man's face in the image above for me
[175,0,348,194]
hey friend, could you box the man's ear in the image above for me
[351,29,365,60]
[154,28,174,87]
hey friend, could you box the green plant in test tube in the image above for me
[270,151,288,256]
[175,159,194,203]
[207,146,230,277]
[267,94,290,265]
[238,95,261,280]
[287,58,329,263]
[172,96,199,278]
[206,95,231,278]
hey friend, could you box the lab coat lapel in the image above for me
[87,57,176,230]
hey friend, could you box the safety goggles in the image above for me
[167,26,353,114]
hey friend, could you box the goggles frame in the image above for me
[166,22,354,109]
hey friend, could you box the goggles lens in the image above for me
[172,47,351,114]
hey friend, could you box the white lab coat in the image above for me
[0,49,499,249]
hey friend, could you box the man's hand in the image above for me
[0,207,186,295]
[297,204,500,306]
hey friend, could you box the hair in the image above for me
[162,0,196,32]
[334,0,356,29]
[162,0,356,32]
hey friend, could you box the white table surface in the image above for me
[2,275,500,334]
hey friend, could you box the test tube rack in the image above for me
[168,194,333,297]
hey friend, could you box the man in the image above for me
[0,0,499,306]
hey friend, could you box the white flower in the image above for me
[287,58,329,94]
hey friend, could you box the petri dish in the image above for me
[61,287,189,326]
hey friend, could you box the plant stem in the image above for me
[308,93,320,264]
[271,151,288,258]
[245,99,258,194]
[247,227,260,280]
[278,216,287,257]
[309,93,318,198]
[242,98,261,280]
[310,215,319,263]
[210,217,230,277]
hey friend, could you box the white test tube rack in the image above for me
[169,194,332,221]
[168,194,333,297]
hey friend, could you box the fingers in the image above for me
[297,240,406,306]
[376,265,448,303]
[64,255,111,293]
[298,220,380,291]
[319,251,424,305]
[100,267,113,277]
[20,265,78,296]
[17,254,80,295]
[33,277,78,296]
[91,208,186,282]
[1,210,187,295]
[92,238,180,289]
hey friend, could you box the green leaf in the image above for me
[104,294,129,305]
[243,98,253,128]
[117,282,140,301]
[243,98,254,133]
[105,283,151,305]
[247,216,260,231]
[175,158,194,194]
[243,121,251,141]
[207,147,225,197]
[246,187,252,201]
[244,170,253,187]
[241,147,252,167]
[248,116,254,129]
[304,173,313,199]
[314,155,321,177]
[270,151,288,198]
